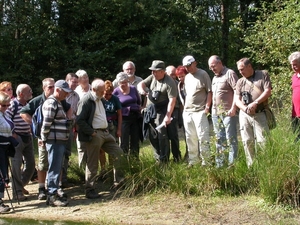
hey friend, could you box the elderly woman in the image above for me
[113,72,141,159]
[75,69,91,99]
[0,91,16,213]
[0,81,14,99]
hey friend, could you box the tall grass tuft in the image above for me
[68,112,300,207]
[255,115,300,207]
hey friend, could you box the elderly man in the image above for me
[76,79,125,199]
[182,55,212,167]
[137,60,177,163]
[235,58,272,167]
[288,52,300,141]
[208,55,239,167]
[7,84,35,201]
[113,61,143,89]
[41,80,72,207]
[20,78,71,201]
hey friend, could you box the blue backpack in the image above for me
[32,98,58,139]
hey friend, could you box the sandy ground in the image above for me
[1,179,300,225]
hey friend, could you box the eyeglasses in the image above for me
[1,104,10,107]
[48,86,54,89]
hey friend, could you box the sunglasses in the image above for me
[48,86,54,89]
[5,88,12,91]
[1,104,10,107]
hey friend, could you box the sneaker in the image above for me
[38,187,47,200]
[57,188,68,201]
[0,200,10,214]
[85,189,101,199]
[46,195,68,207]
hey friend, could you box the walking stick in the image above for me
[0,169,14,211]
[7,158,20,205]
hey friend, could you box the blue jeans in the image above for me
[46,142,66,195]
[212,114,238,167]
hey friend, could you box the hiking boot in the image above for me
[46,194,68,207]
[0,200,10,214]
[22,188,29,195]
[14,193,28,201]
[38,187,47,200]
[85,189,101,199]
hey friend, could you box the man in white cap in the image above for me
[182,55,212,167]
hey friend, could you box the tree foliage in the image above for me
[0,0,278,95]
[241,0,299,108]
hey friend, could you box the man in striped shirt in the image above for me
[7,84,35,201]
[41,80,72,207]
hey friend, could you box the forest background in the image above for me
[0,0,298,109]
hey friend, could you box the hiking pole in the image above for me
[0,169,14,211]
[7,158,20,205]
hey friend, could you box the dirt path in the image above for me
[1,180,300,224]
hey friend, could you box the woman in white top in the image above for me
[74,69,91,99]
[0,91,14,213]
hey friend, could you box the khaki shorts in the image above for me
[38,145,48,171]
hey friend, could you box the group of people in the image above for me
[1,51,290,212]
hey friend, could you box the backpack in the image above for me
[32,98,58,139]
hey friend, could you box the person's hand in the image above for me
[245,102,257,115]
[204,106,210,115]
[116,129,121,138]
[227,108,236,117]
[163,115,172,126]
[38,139,45,147]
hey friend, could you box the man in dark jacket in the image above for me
[76,79,124,199]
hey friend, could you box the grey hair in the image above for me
[76,69,88,78]
[288,52,300,63]
[0,91,11,103]
[116,72,129,83]
[16,84,29,96]
[122,61,135,70]
[42,78,55,88]
[91,79,105,91]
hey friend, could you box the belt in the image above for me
[94,128,108,132]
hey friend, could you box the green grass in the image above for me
[65,112,300,208]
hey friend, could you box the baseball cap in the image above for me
[55,80,72,93]
[182,55,195,66]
